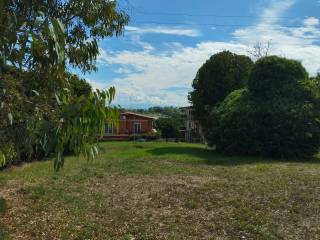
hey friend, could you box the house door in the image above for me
[133,122,141,134]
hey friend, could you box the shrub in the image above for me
[189,51,253,128]
[209,56,320,158]
[156,117,181,140]
[248,56,308,99]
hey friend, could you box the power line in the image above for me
[120,1,320,47]
[117,38,320,47]
[130,21,313,29]
[124,0,300,20]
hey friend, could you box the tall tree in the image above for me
[210,56,320,158]
[0,0,129,170]
[0,0,129,72]
[189,51,253,129]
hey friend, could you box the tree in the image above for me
[306,73,320,99]
[248,56,308,99]
[0,0,129,170]
[209,56,320,158]
[156,118,181,140]
[68,74,92,97]
[188,51,253,129]
[0,0,129,72]
[247,41,271,60]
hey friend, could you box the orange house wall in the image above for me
[113,114,154,135]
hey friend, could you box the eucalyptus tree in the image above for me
[0,0,129,170]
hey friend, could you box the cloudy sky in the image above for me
[85,0,320,108]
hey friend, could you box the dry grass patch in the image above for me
[1,142,320,239]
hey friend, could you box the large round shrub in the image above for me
[248,56,308,99]
[189,51,253,127]
[209,56,320,158]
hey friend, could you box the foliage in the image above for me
[0,66,118,170]
[52,87,118,170]
[188,51,253,128]
[209,56,320,158]
[0,0,128,170]
[307,73,320,99]
[248,56,308,99]
[0,0,129,72]
[156,117,181,140]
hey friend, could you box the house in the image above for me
[180,106,205,143]
[102,111,157,141]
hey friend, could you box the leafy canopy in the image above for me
[0,0,129,72]
[248,56,308,99]
[0,0,129,170]
[209,56,320,158]
[189,51,253,126]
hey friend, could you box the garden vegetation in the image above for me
[0,0,129,170]
[190,53,320,158]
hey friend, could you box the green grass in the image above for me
[1,141,320,239]
[0,197,6,215]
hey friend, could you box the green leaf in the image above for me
[8,113,13,125]
[0,151,6,168]
[32,90,40,96]
[51,18,65,36]
[55,93,61,105]
[37,11,45,17]
[0,0,3,13]
[51,18,65,63]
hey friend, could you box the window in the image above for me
[105,122,113,135]
[120,115,126,120]
[133,122,141,134]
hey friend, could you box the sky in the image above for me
[84,0,320,108]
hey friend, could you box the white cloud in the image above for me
[125,25,201,37]
[86,78,109,91]
[304,17,320,26]
[129,34,154,51]
[260,0,295,25]
[94,0,320,107]
[97,42,249,106]
[113,67,134,74]
[233,0,320,74]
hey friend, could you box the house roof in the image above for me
[121,111,158,120]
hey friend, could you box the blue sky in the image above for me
[84,0,320,108]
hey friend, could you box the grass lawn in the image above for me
[1,141,320,239]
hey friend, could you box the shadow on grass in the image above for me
[148,146,320,166]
